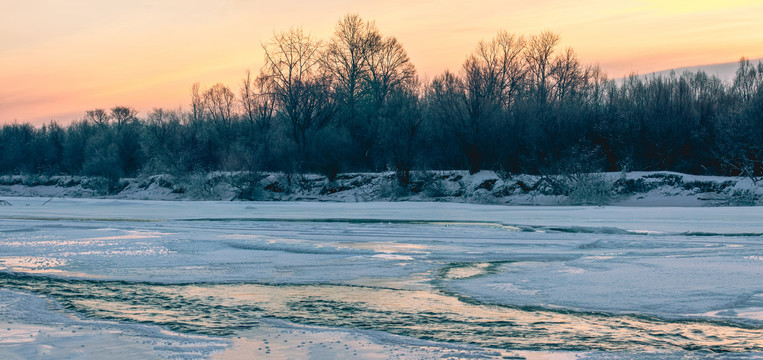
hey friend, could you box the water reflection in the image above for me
[0,272,759,352]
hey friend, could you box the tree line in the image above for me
[2,14,762,184]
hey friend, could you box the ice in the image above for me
[0,289,229,359]
[0,198,761,358]
[4,197,763,234]
[446,251,762,318]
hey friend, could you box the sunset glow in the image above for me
[2,0,762,125]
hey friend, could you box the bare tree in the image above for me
[364,36,416,110]
[110,106,138,131]
[144,108,185,173]
[338,35,415,167]
[262,27,322,95]
[198,83,238,167]
[580,64,608,106]
[715,60,763,183]
[733,57,763,101]
[241,69,276,132]
[428,30,525,174]
[382,78,424,185]
[550,47,585,103]
[85,109,110,127]
[239,70,277,171]
[428,71,480,171]
[462,32,525,136]
[203,83,237,127]
[524,31,560,105]
[715,117,763,185]
[467,31,526,109]
[324,14,380,125]
[262,27,334,162]
[190,83,204,123]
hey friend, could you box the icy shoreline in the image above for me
[1,170,761,206]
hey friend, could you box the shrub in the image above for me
[377,177,408,200]
[81,177,114,195]
[710,189,760,206]
[419,173,448,198]
[225,172,266,200]
[566,173,613,206]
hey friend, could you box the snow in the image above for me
[2,171,761,206]
[0,198,761,358]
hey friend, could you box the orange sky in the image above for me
[2,0,762,125]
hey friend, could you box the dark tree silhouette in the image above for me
[0,19,761,185]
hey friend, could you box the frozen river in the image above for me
[0,198,761,359]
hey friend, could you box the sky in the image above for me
[2,0,763,125]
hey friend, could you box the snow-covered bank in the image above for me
[1,171,761,206]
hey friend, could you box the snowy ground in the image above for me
[0,198,761,359]
[1,171,761,206]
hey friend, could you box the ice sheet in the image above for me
[0,198,761,358]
